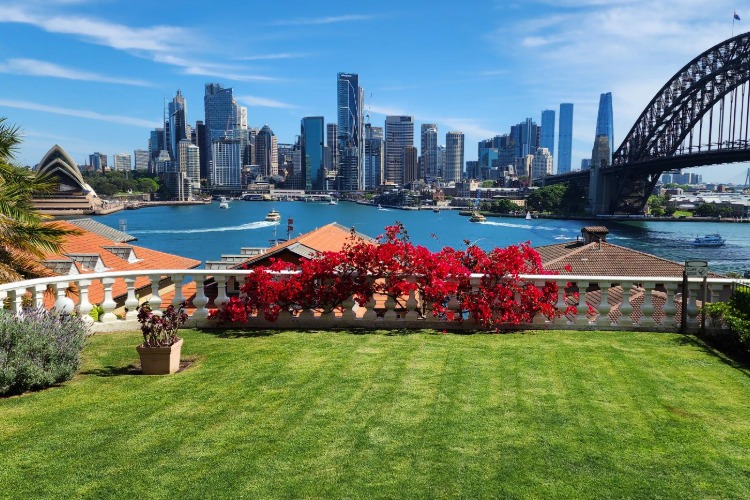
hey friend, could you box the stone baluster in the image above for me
[618,282,634,326]
[77,279,94,324]
[191,276,209,320]
[171,274,185,307]
[686,281,700,328]
[100,277,118,322]
[555,281,570,325]
[339,295,357,321]
[575,281,591,326]
[532,281,547,325]
[661,282,678,328]
[382,293,399,321]
[123,277,139,320]
[597,282,612,327]
[214,275,228,308]
[33,284,46,309]
[7,289,22,315]
[404,279,420,321]
[147,275,163,316]
[640,282,655,327]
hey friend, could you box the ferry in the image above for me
[219,197,229,209]
[265,209,281,222]
[469,212,486,223]
[692,234,725,247]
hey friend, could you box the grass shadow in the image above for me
[671,334,750,375]
[197,328,279,339]
[81,365,140,376]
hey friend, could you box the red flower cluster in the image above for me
[209,223,571,329]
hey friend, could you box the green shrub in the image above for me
[88,304,104,322]
[703,286,750,354]
[0,308,91,396]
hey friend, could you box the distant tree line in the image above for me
[526,183,587,216]
[81,170,162,197]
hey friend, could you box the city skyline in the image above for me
[0,0,748,184]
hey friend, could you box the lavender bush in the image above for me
[0,308,91,396]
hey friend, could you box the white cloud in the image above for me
[0,99,160,128]
[272,14,374,26]
[0,58,153,86]
[237,53,309,61]
[237,95,298,109]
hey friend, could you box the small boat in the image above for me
[469,212,486,223]
[433,207,440,213]
[692,234,725,247]
[378,204,386,210]
[219,197,229,209]
[329,198,338,205]
[265,209,281,222]
[526,211,532,220]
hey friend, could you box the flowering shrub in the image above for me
[137,302,188,347]
[209,223,571,329]
[0,307,91,396]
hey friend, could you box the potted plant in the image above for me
[136,302,188,375]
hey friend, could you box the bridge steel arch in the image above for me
[600,32,750,213]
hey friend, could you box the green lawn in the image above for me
[2,329,750,498]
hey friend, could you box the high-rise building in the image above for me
[89,153,102,172]
[113,153,131,172]
[557,103,574,174]
[169,90,188,163]
[437,145,446,179]
[301,116,325,191]
[204,83,236,177]
[385,115,414,186]
[326,123,338,172]
[364,123,384,190]
[211,138,242,189]
[510,118,540,159]
[255,125,278,177]
[179,140,200,192]
[595,92,614,161]
[403,145,418,185]
[194,121,208,180]
[531,147,553,180]
[134,150,149,171]
[445,131,464,183]
[420,123,438,181]
[337,73,364,190]
[541,109,555,157]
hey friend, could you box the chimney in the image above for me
[581,226,609,244]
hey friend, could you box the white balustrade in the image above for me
[0,271,739,334]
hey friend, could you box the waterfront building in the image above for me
[510,118,540,159]
[558,103,574,174]
[134,149,149,171]
[385,115,415,186]
[301,117,325,191]
[337,73,364,191]
[421,124,438,181]
[255,125,279,178]
[531,147,553,180]
[113,153,131,172]
[365,123,384,190]
[445,131,465,183]
[179,140,200,193]
[169,90,188,164]
[211,138,242,189]
[595,92,614,161]
[32,145,102,214]
[403,145,418,185]
[541,109,555,157]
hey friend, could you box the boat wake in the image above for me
[130,220,277,235]
[480,221,557,231]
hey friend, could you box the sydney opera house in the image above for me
[32,145,103,215]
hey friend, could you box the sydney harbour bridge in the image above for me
[541,31,750,215]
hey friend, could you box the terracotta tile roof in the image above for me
[536,240,720,278]
[67,218,137,242]
[43,220,201,305]
[234,222,375,268]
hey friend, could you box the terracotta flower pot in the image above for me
[136,338,183,375]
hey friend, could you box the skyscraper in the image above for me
[301,116,325,191]
[169,90,187,163]
[510,118,540,159]
[384,115,415,186]
[420,124,438,181]
[326,123,338,172]
[531,147,553,180]
[403,146,418,185]
[541,109,555,157]
[557,103,574,174]
[445,131,465,183]
[211,139,242,189]
[113,153,131,172]
[595,92,614,161]
[337,73,364,191]
[256,125,279,178]
[134,149,150,171]
[365,123,384,190]
[204,83,235,182]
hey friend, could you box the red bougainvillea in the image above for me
[209,223,571,329]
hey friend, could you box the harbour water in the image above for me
[89,201,750,275]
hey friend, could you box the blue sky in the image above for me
[0,0,748,184]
